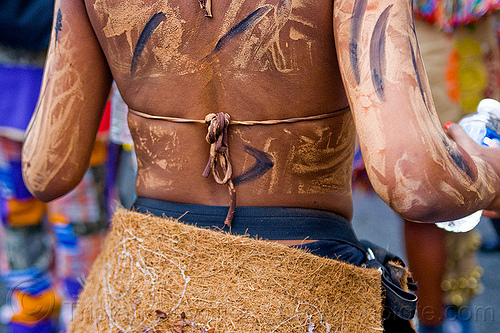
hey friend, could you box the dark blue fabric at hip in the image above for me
[132,197,366,265]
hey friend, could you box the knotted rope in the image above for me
[202,113,236,227]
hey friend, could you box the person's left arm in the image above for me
[333,0,500,222]
[22,0,113,202]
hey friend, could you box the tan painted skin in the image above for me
[22,0,500,232]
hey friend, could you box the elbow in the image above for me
[27,190,61,203]
[380,188,466,223]
[24,176,82,203]
[389,202,440,223]
[25,184,73,203]
[367,150,460,222]
[370,176,450,223]
[22,160,84,202]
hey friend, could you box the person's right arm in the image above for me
[22,0,112,202]
[334,0,500,222]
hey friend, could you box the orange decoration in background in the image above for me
[446,49,461,103]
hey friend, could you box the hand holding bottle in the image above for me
[437,99,500,232]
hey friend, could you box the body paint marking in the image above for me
[442,136,477,181]
[276,0,292,17]
[131,12,167,75]
[55,9,62,42]
[212,5,273,54]
[369,5,393,101]
[246,0,292,71]
[408,37,427,107]
[349,0,367,85]
[233,145,274,186]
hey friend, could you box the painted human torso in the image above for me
[84,0,355,219]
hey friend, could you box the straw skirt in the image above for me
[68,208,383,332]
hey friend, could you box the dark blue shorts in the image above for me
[132,197,366,266]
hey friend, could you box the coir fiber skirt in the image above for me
[67,208,383,332]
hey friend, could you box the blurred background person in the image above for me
[406,1,500,333]
[0,1,110,332]
[351,2,500,332]
[0,1,59,332]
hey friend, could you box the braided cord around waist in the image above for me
[128,106,350,227]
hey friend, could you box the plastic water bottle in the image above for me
[436,98,500,233]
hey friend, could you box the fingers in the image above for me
[444,122,466,141]
[443,122,478,152]
[443,121,454,130]
[482,210,500,219]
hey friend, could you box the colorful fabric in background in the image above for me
[400,10,498,333]
[47,164,107,227]
[417,14,500,121]
[0,140,109,333]
[0,65,44,141]
[414,0,500,116]
[414,0,500,32]
[0,138,46,227]
[47,166,108,331]
[0,51,110,333]
[0,139,59,333]
[0,1,113,331]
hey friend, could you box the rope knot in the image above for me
[203,112,236,226]
[204,112,230,156]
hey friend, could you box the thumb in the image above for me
[444,122,478,152]
[482,210,500,219]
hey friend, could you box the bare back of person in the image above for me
[22,0,500,233]
[19,2,500,330]
[89,0,354,220]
